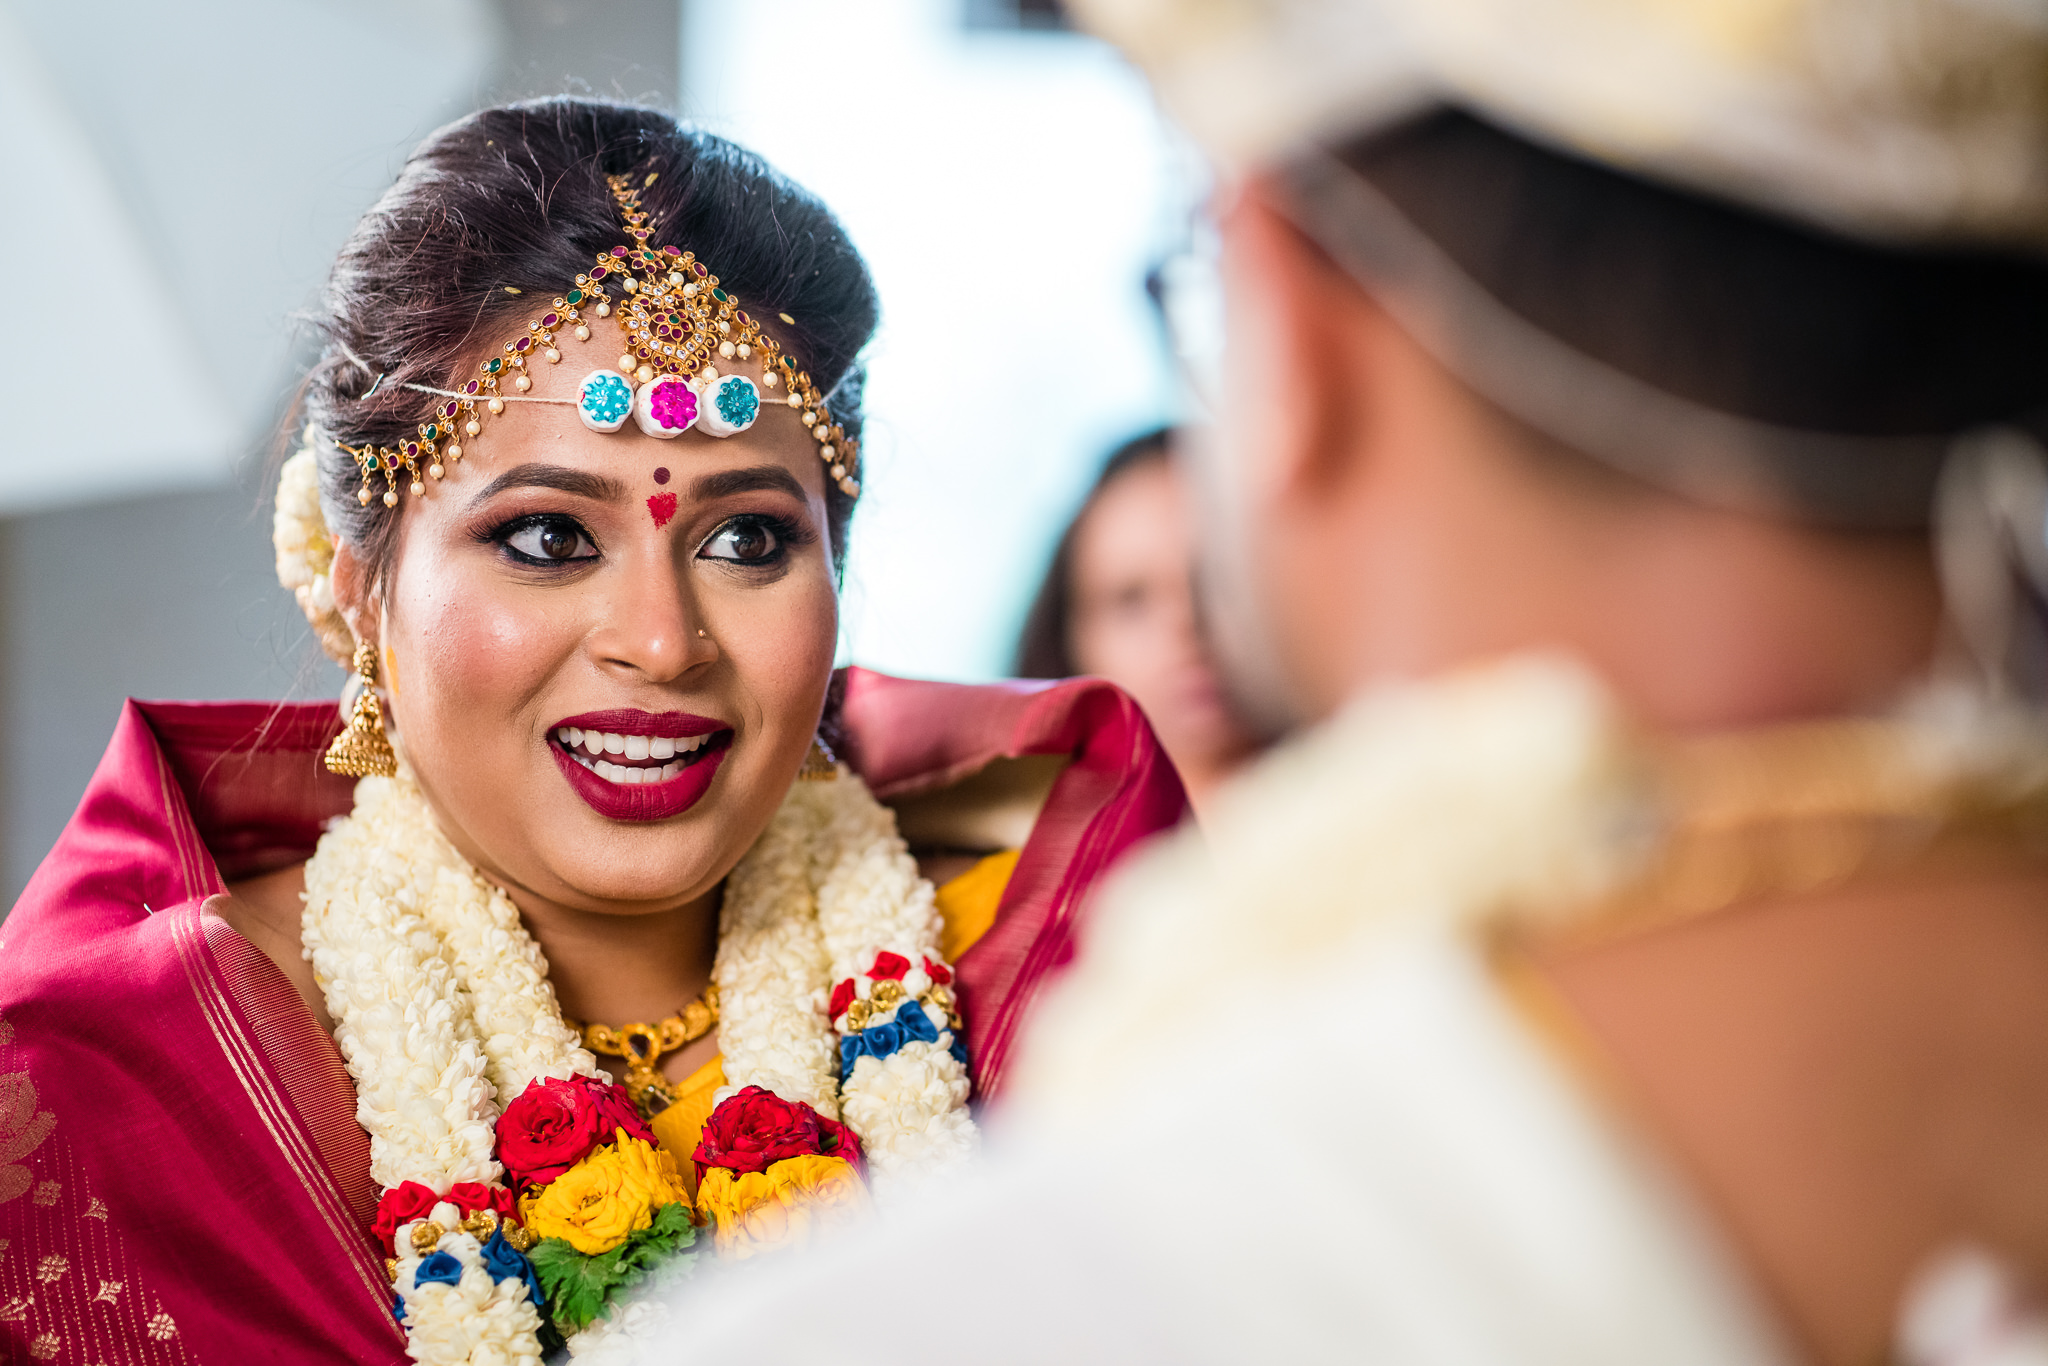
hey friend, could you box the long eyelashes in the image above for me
[489,513,601,566]
[697,513,812,567]
[480,510,813,572]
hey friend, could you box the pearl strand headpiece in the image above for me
[340,171,862,508]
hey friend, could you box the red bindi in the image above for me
[653,466,670,485]
[647,492,678,529]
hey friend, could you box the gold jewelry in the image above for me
[338,171,860,508]
[325,643,399,778]
[799,737,840,781]
[569,984,719,1118]
[845,980,960,1034]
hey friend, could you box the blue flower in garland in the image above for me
[414,1251,464,1288]
[480,1228,545,1309]
[391,1291,407,1325]
[838,1001,969,1079]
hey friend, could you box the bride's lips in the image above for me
[549,709,732,821]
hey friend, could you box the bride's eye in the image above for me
[698,515,789,565]
[500,515,598,564]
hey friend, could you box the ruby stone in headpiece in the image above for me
[339,170,861,507]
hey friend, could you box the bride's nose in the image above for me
[585,557,715,683]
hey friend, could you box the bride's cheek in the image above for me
[394,566,561,722]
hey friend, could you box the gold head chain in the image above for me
[337,171,861,508]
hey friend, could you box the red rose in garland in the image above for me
[371,1180,441,1253]
[693,1085,861,1181]
[447,1181,522,1225]
[815,1112,867,1181]
[495,1075,650,1189]
[583,1076,657,1148]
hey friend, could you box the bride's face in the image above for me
[340,351,840,915]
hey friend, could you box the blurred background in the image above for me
[0,0,1195,905]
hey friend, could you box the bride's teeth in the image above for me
[624,734,650,761]
[662,760,681,780]
[602,733,625,755]
[649,736,676,760]
[583,731,604,756]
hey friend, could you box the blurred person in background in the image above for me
[644,3,2048,1364]
[0,98,1185,1364]
[1015,427,1264,818]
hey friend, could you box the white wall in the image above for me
[681,0,1192,681]
[0,0,499,510]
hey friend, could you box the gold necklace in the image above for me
[567,984,719,1118]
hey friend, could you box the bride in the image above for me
[0,99,1184,1365]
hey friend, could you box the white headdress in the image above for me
[1069,0,2048,249]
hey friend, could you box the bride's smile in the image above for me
[548,709,732,811]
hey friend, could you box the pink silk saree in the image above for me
[0,668,1185,1364]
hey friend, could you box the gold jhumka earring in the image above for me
[325,643,400,778]
[799,736,840,781]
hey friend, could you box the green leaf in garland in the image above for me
[529,1202,701,1334]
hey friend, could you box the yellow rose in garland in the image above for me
[522,1133,690,1255]
[697,1153,869,1260]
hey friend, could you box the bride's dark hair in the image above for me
[298,97,878,577]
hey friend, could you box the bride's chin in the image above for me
[523,855,729,916]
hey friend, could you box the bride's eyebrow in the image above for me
[467,464,628,507]
[689,466,808,502]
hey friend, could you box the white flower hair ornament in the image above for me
[273,436,354,665]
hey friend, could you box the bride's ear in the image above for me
[329,539,375,649]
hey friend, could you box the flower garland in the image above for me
[273,441,355,664]
[301,765,976,1363]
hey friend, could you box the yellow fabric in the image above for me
[649,1057,728,1197]
[648,848,1020,1185]
[935,847,1020,964]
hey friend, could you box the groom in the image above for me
[664,2,2048,1361]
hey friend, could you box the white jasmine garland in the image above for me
[273,439,356,664]
[301,757,977,1365]
[417,854,596,1101]
[712,783,840,1114]
[302,775,501,1193]
[794,772,976,1189]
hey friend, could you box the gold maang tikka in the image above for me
[325,643,399,778]
[336,172,861,508]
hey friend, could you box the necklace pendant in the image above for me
[633,1074,679,1120]
[572,986,719,1123]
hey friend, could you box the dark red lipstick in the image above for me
[548,709,732,822]
[554,709,725,739]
